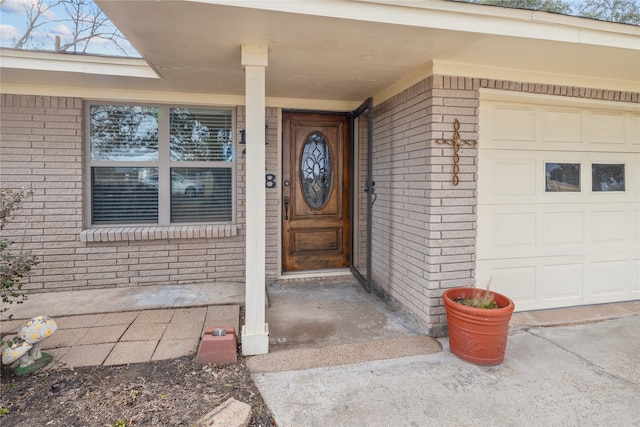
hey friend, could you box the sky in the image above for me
[0,0,140,57]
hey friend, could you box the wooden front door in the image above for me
[282,112,350,271]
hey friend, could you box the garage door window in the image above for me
[592,164,625,192]
[545,163,580,192]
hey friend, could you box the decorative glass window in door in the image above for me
[592,164,625,192]
[545,162,581,192]
[301,132,332,209]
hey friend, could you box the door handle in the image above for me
[365,180,377,205]
[283,195,290,220]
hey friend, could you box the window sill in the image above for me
[80,225,238,243]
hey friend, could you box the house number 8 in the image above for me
[265,174,276,189]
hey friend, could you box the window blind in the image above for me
[90,105,159,161]
[170,168,232,223]
[89,103,234,226]
[92,167,158,224]
[170,108,233,162]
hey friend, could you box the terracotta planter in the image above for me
[442,287,515,366]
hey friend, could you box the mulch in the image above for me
[0,351,275,426]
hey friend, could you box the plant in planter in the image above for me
[442,286,515,366]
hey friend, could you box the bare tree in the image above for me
[6,0,135,56]
[57,0,129,54]
[10,0,63,50]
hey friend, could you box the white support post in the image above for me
[241,45,269,355]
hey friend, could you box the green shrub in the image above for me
[1,188,38,321]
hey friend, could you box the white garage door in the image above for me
[478,92,640,312]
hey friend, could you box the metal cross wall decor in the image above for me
[436,119,477,186]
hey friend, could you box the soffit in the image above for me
[2,0,638,103]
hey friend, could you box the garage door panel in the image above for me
[479,150,634,204]
[478,206,538,259]
[543,264,583,302]
[542,109,583,144]
[478,260,584,311]
[588,111,626,144]
[544,212,584,245]
[586,260,628,301]
[493,106,536,142]
[591,211,628,243]
[481,204,634,259]
[479,153,539,202]
[494,159,536,195]
[479,96,639,311]
[483,105,640,153]
[494,213,536,248]
[477,262,537,308]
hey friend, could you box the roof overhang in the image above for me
[1,0,638,107]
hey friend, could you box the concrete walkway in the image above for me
[0,283,243,368]
[253,316,640,426]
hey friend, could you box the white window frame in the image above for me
[84,101,236,228]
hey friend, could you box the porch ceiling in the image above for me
[2,0,639,103]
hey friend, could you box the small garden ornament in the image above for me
[2,315,57,375]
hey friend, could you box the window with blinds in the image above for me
[89,103,234,225]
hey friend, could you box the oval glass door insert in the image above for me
[301,132,332,209]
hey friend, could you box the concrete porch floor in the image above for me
[0,280,638,370]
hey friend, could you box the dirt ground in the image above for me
[0,353,275,426]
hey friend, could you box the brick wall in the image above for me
[371,79,432,323]
[371,76,639,335]
[1,95,84,291]
[265,107,280,277]
[0,94,249,292]
[237,105,280,278]
[371,77,478,336]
